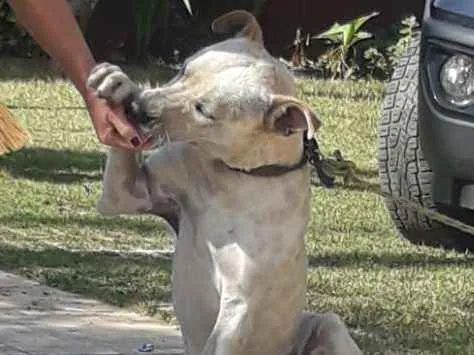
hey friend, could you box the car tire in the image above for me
[378,31,474,253]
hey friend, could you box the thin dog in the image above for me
[87,10,362,355]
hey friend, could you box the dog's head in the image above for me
[140,10,321,170]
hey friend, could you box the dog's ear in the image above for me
[211,10,263,44]
[265,95,322,140]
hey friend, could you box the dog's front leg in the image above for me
[87,62,178,222]
[98,147,181,234]
[87,62,141,105]
[97,148,152,215]
[200,292,248,355]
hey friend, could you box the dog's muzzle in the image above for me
[123,98,159,137]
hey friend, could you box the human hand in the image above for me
[7,0,152,149]
[84,90,151,150]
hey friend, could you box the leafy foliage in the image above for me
[132,0,264,61]
[312,12,379,80]
[133,0,194,59]
[0,0,267,62]
[134,0,166,58]
[314,12,379,58]
[285,13,420,81]
[0,0,46,58]
[361,15,419,79]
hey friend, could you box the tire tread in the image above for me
[377,31,474,252]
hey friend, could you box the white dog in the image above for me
[87,10,362,355]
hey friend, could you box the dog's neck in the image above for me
[217,132,305,175]
[225,152,307,177]
[222,132,313,177]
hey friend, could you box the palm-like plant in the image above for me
[313,11,380,79]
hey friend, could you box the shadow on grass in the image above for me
[313,89,383,103]
[0,147,105,183]
[312,179,381,194]
[308,251,474,269]
[0,57,61,81]
[335,181,381,194]
[0,244,172,315]
[354,168,379,179]
[0,212,169,235]
[347,305,473,354]
[297,82,384,103]
[0,57,176,85]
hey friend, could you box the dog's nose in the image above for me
[124,100,153,126]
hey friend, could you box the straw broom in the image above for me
[0,103,31,155]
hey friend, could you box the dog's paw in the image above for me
[87,62,139,104]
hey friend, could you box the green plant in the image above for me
[386,15,419,67]
[360,15,420,79]
[284,13,420,81]
[134,0,163,58]
[134,0,268,63]
[362,46,388,78]
[289,27,311,68]
[312,12,380,80]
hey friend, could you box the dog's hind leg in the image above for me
[290,312,362,355]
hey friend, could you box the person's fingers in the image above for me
[141,136,156,151]
[89,110,134,149]
[106,106,142,147]
[102,129,138,150]
[86,92,152,150]
[96,118,152,151]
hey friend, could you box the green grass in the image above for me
[1,57,473,354]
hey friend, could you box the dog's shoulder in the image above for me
[143,143,219,197]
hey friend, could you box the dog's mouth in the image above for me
[124,100,167,148]
[139,121,168,150]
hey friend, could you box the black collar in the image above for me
[222,135,334,186]
[227,153,308,177]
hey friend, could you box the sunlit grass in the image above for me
[0,57,473,354]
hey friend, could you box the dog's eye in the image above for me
[195,102,215,120]
[195,102,204,114]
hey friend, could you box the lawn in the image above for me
[0,57,473,354]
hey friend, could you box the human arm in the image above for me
[7,0,145,149]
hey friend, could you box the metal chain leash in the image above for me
[304,137,474,238]
[304,136,336,188]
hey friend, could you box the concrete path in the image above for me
[0,271,184,355]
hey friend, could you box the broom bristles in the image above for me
[0,103,31,155]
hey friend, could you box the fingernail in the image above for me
[131,137,140,147]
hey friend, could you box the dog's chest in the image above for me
[178,174,310,287]
[176,188,308,353]
[188,175,307,246]
[173,171,311,354]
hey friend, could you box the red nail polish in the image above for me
[131,137,140,147]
